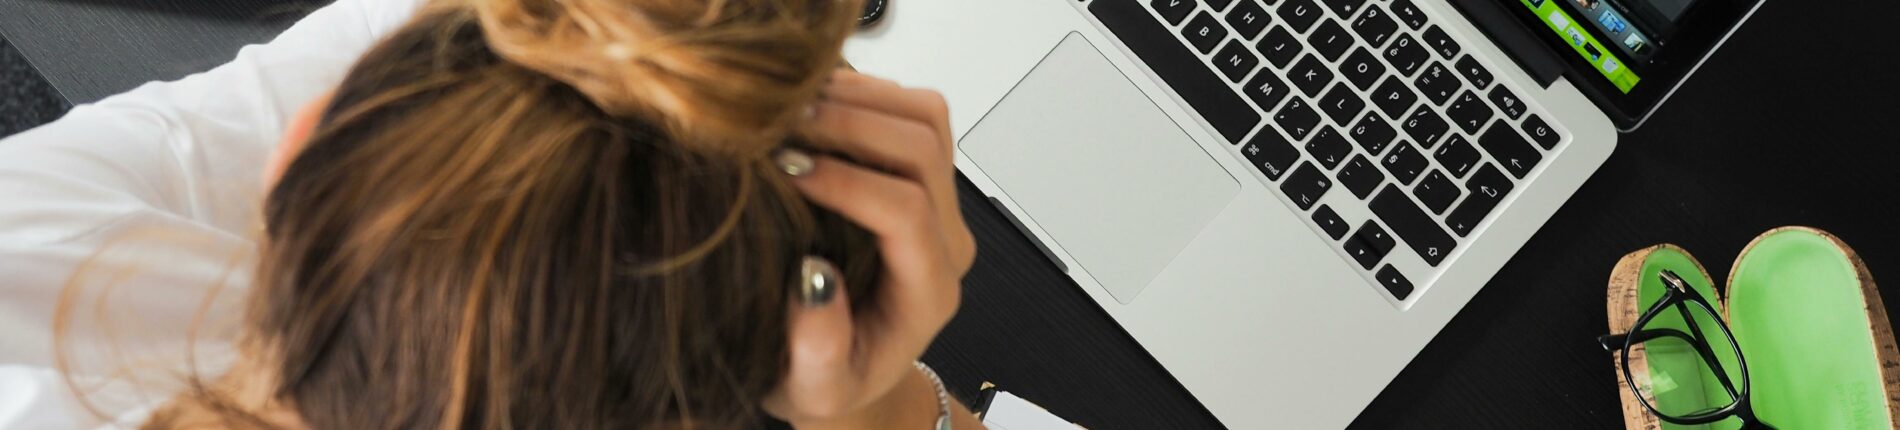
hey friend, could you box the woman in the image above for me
[0,0,979,428]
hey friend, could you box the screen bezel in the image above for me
[1504,0,1766,130]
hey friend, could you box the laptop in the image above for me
[846,0,1761,426]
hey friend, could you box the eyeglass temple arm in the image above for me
[1672,300,1745,399]
[1597,328,1696,352]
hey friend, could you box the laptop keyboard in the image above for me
[1089,0,1569,302]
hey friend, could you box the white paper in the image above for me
[982,391,1080,430]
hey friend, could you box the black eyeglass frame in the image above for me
[1596,270,1774,429]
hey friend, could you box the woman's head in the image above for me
[166,0,875,427]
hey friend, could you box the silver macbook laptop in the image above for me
[846,0,1761,426]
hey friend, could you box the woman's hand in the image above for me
[762,70,978,429]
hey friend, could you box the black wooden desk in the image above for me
[4,0,1897,428]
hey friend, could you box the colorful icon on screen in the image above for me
[1601,58,1620,73]
[1624,34,1650,54]
[1597,12,1627,33]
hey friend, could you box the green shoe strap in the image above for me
[1728,227,1895,428]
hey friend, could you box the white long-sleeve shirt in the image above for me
[0,0,422,426]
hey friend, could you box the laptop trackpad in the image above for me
[962,33,1238,304]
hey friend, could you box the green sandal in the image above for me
[1605,228,1900,429]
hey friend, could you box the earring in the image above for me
[800,256,841,306]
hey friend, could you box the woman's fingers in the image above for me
[821,71,954,152]
[801,101,945,181]
[785,154,955,321]
[801,72,975,271]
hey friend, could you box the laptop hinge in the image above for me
[1444,0,1567,89]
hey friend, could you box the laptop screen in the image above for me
[1503,0,1761,128]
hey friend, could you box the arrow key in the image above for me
[1343,221,1396,270]
[1313,205,1350,240]
[1377,265,1415,300]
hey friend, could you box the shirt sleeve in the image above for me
[0,0,425,371]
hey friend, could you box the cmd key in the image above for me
[1092,0,1263,144]
[1241,126,1301,180]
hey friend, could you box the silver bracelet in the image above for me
[913,361,953,430]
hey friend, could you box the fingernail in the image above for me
[775,148,814,177]
[802,102,820,121]
[799,256,840,306]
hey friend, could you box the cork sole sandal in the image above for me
[1724,227,1900,428]
[1606,244,1728,430]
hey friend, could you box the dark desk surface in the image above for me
[5,1,1898,428]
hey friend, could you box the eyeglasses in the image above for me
[1597,270,1775,429]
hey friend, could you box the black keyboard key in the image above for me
[1522,114,1562,149]
[1277,0,1325,33]
[1371,76,1419,119]
[1377,265,1415,300]
[1349,112,1397,155]
[1313,205,1350,240]
[1487,85,1526,119]
[1324,0,1369,19]
[1226,0,1273,40]
[1337,155,1386,199]
[1391,0,1429,29]
[1213,40,1261,82]
[1415,62,1461,106]
[1402,106,1451,148]
[1206,0,1237,12]
[1343,220,1395,270]
[1455,55,1495,89]
[1182,12,1229,54]
[1092,0,1264,144]
[1384,34,1430,77]
[1339,48,1387,91]
[1258,26,1303,68]
[1308,20,1355,61]
[1242,68,1292,111]
[1288,55,1335,97]
[1371,185,1456,267]
[1422,25,1461,59]
[1241,126,1301,179]
[1447,164,1513,237]
[1445,90,1493,135]
[1414,169,1460,214]
[1434,135,1480,178]
[1352,6,1400,48]
[1305,126,1353,169]
[1275,97,1323,140]
[1382,141,1428,185]
[1150,0,1196,25]
[1318,84,1367,125]
[1280,162,1332,210]
[1477,120,1542,178]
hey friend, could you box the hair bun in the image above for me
[474,0,859,148]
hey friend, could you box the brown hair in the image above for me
[135,0,874,427]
